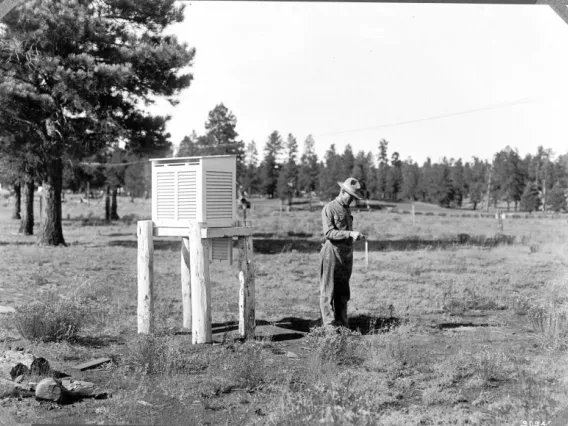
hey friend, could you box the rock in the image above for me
[35,378,109,404]
[35,378,63,403]
[0,351,50,380]
[61,379,108,399]
[286,351,299,359]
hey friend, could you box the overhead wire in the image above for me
[312,97,538,138]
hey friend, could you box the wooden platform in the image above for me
[153,226,253,238]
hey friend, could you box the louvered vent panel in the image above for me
[211,238,231,261]
[156,171,176,220]
[205,171,233,220]
[177,170,197,220]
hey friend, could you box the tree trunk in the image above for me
[11,182,21,220]
[105,185,111,222]
[38,158,66,246]
[19,178,34,236]
[111,187,119,220]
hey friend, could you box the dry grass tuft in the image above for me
[305,326,362,365]
[528,302,568,350]
[13,297,100,343]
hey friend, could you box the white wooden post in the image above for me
[238,230,255,339]
[181,237,191,329]
[137,221,154,334]
[189,221,212,344]
[365,240,369,269]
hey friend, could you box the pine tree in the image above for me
[177,131,200,157]
[260,131,283,198]
[547,182,567,212]
[202,104,245,181]
[520,182,541,213]
[242,140,260,195]
[319,144,342,200]
[376,139,390,200]
[464,157,487,210]
[450,159,466,207]
[342,145,355,179]
[0,0,194,246]
[385,152,403,201]
[277,134,299,205]
[401,158,420,201]
[298,135,319,195]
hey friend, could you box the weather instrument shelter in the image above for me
[151,155,239,263]
[137,155,255,344]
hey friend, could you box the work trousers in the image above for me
[319,240,353,327]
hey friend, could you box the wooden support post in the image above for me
[39,193,42,224]
[189,221,212,344]
[137,221,154,334]
[365,240,369,269]
[181,237,191,329]
[412,204,415,226]
[238,230,255,339]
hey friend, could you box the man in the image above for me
[320,177,366,328]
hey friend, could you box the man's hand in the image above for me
[350,231,366,241]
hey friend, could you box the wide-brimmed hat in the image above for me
[337,177,364,200]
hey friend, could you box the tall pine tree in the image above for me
[0,0,194,245]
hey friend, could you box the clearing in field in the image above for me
[1,194,568,425]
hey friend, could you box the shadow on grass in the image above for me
[107,233,515,254]
[348,314,402,334]
[250,233,515,254]
[208,319,309,342]
[205,315,402,341]
[0,241,36,246]
[74,334,126,348]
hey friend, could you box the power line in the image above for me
[313,97,537,138]
[78,160,146,167]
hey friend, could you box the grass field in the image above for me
[1,192,568,425]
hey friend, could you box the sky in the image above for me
[150,1,568,165]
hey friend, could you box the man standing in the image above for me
[320,177,366,328]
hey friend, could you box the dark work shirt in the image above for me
[321,196,354,244]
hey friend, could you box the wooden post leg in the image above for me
[137,221,154,334]
[238,234,255,339]
[181,237,191,329]
[189,221,212,344]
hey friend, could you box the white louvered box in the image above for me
[150,155,237,263]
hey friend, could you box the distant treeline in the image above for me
[223,133,567,213]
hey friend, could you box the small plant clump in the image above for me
[528,302,568,350]
[13,299,91,342]
[126,334,206,376]
[305,325,362,365]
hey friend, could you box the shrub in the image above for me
[305,326,362,365]
[126,334,206,375]
[364,324,426,378]
[226,342,267,390]
[528,302,568,349]
[14,299,89,342]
